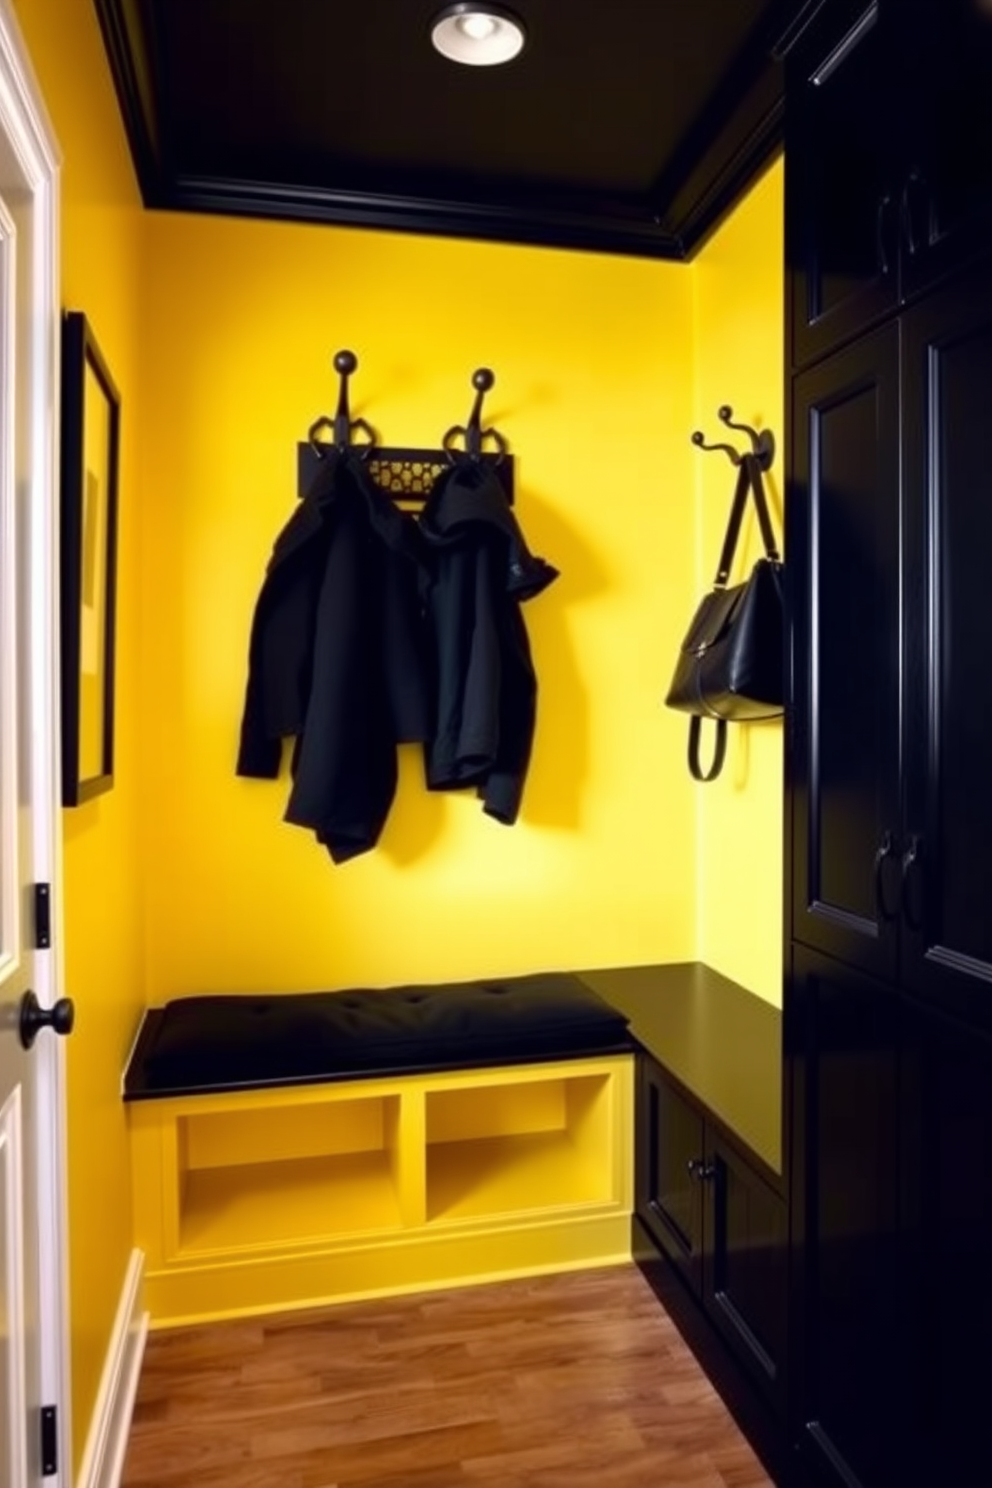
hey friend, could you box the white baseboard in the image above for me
[75,1249,148,1488]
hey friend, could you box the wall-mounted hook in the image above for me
[691,429,742,466]
[443,367,508,464]
[308,349,377,457]
[718,405,775,471]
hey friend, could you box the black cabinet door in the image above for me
[702,1133,787,1416]
[636,1059,704,1296]
[787,0,899,369]
[902,1000,992,1488]
[901,264,992,1030]
[900,0,992,301]
[790,946,907,1488]
[790,324,902,981]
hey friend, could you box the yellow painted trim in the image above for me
[144,1214,633,1328]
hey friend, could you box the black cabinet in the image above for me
[901,0,992,303]
[900,273,992,1029]
[786,4,992,1480]
[789,947,909,1488]
[788,0,992,370]
[789,322,901,979]
[787,0,899,369]
[637,1056,787,1415]
[790,266,992,1021]
[901,1000,992,1488]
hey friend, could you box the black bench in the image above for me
[123,972,633,1100]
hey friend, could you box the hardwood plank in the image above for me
[121,1266,774,1488]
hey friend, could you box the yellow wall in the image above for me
[138,215,699,999]
[692,159,785,1005]
[13,0,146,1468]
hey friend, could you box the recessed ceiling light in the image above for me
[431,4,526,67]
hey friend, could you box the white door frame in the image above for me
[0,2,68,1481]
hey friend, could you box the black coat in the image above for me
[419,459,558,824]
[237,449,430,862]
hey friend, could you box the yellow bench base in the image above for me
[128,1055,634,1328]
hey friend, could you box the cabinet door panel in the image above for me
[790,327,902,980]
[901,0,992,299]
[902,268,992,1027]
[703,1134,787,1415]
[790,947,907,1488]
[902,1002,992,1488]
[636,1060,703,1296]
[787,0,898,368]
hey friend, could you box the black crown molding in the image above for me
[92,0,788,262]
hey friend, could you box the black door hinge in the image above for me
[33,884,51,950]
[41,1404,58,1476]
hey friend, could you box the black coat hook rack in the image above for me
[308,350,378,455]
[298,355,514,505]
[691,405,776,470]
[443,368,509,463]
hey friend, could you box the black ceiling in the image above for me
[95,0,815,258]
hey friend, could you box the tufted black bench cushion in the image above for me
[123,973,632,1099]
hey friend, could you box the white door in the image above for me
[0,4,67,1485]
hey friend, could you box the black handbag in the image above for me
[665,453,783,782]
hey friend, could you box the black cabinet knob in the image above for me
[19,990,75,1050]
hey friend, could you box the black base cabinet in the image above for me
[789,947,907,1488]
[634,1052,790,1480]
[901,999,992,1488]
[790,945,992,1488]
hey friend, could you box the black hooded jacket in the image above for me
[236,449,430,862]
[418,459,558,825]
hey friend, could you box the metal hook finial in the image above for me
[333,349,359,448]
[466,368,495,459]
[443,366,508,465]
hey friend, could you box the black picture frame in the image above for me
[60,311,120,806]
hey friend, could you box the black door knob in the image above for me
[19,990,75,1049]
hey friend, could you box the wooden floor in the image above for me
[122,1265,774,1488]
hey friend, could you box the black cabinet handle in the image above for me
[876,193,895,276]
[873,830,899,922]
[900,170,929,258]
[686,1158,717,1182]
[901,834,924,933]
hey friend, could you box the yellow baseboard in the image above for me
[145,1212,632,1327]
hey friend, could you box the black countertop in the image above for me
[122,961,782,1178]
[578,962,782,1177]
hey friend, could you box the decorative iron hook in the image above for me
[443,368,508,464]
[691,429,742,466]
[718,405,775,470]
[308,349,377,457]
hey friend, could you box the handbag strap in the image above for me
[688,717,727,782]
[713,459,752,587]
[748,457,781,564]
[712,454,781,586]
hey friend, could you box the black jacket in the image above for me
[419,459,558,824]
[237,449,430,862]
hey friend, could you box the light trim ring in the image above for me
[431,4,526,67]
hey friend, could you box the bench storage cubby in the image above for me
[124,975,634,1325]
